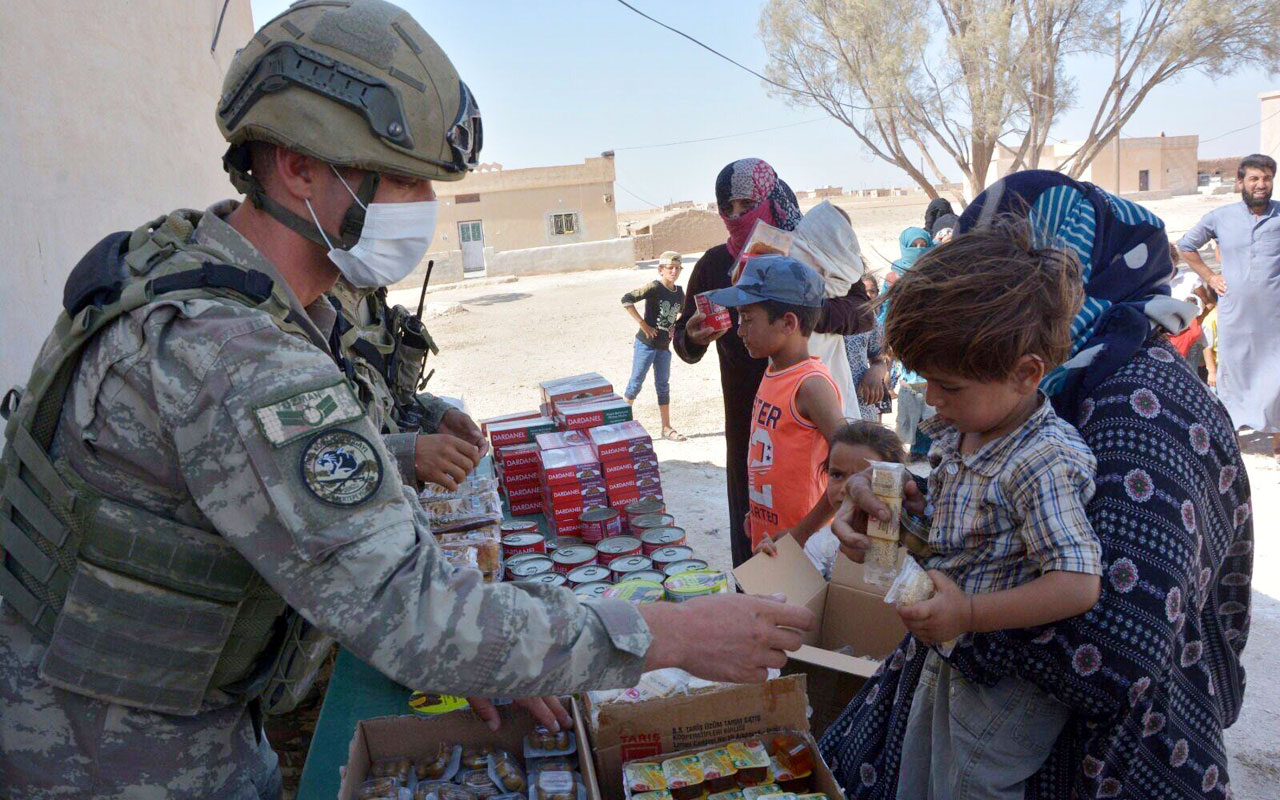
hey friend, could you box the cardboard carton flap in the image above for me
[733,536,826,608]
[787,644,882,677]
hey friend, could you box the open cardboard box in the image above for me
[734,537,907,736]
[579,674,844,800]
[340,700,602,800]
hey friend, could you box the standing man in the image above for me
[0,3,814,797]
[1178,153,1280,462]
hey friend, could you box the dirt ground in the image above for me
[389,192,1279,797]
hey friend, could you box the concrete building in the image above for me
[0,0,254,395]
[629,208,725,260]
[992,135,1199,196]
[1198,157,1242,187]
[428,155,620,275]
[1262,89,1280,161]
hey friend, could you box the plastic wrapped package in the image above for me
[488,752,529,794]
[624,761,666,795]
[884,557,936,608]
[416,743,463,782]
[661,755,705,800]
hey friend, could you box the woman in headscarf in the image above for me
[820,171,1252,800]
[924,197,960,243]
[673,158,875,567]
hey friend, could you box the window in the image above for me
[455,193,480,204]
[551,212,579,236]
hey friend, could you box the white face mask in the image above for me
[305,167,438,288]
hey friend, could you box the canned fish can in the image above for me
[596,535,643,560]
[620,569,667,584]
[609,554,654,581]
[566,564,613,587]
[578,507,623,544]
[501,532,546,557]
[664,570,729,602]
[624,498,666,524]
[500,519,539,535]
[663,558,708,578]
[630,513,676,533]
[519,572,567,587]
[548,535,582,551]
[550,544,598,575]
[640,526,686,555]
[573,581,613,599]
[506,555,553,581]
[602,579,665,606]
[649,545,694,569]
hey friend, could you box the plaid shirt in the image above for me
[918,394,1101,595]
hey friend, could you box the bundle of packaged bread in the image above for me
[620,733,829,800]
[357,726,585,800]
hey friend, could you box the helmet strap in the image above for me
[222,144,380,250]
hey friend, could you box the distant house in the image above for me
[629,208,725,261]
[430,155,619,273]
[991,135,1199,196]
[1198,157,1243,187]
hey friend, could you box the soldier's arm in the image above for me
[159,315,651,696]
[414,392,453,434]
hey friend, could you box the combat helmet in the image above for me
[217,0,480,246]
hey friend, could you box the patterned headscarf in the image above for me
[715,158,803,258]
[891,226,934,274]
[956,170,1195,419]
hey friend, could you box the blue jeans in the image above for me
[896,650,1069,799]
[624,339,671,405]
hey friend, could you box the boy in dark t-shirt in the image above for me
[621,250,687,440]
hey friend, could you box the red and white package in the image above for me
[588,421,655,462]
[536,429,593,451]
[539,446,603,486]
[489,416,558,447]
[554,395,633,431]
[539,373,614,405]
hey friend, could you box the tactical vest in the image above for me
[329,280,438,433]
[0,211,333,717]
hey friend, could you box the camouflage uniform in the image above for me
[0,203,651,798]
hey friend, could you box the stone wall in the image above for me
[632,208,725,260]
[486,238,636,277]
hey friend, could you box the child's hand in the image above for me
[640,322,659,339]
[896,570,973,645]
[752,534,777,557]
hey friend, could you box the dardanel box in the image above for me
[579,674,844,800]
[536,429,593,451]
[554,395,633,431]
[540,373,614,405]
[489,416,558,447]
[734,536,906,736]
[509,498,541,516]
[588,421,655,462]
[496,443,541,471]
[602,457,660,482]
[479,409,543,437]
[506,483,543,503]
[341,702,602,800]
[540,446,603,486]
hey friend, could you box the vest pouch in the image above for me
[40,560,239,716]
[259,612,335,716]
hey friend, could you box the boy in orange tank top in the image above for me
[705,255,847,556]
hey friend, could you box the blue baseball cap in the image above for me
[704,254,825,309]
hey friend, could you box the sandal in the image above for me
[663,428,688,442]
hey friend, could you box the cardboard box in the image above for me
[490,416,558,447]
[502,472,541,492]
[734,537,906,736]
[602,456,659,480]
[537,429,594,451]
[506,483,544,503]
[555,396,633,431]
[588,421,655,462]
[540,373,614,405]
[580,674,844,800]
[480,409,543,437]
[541,446,604,486]
[340,702,602,800]
[509,498,541,516]
[604,474,663,497]
[497,443,542,470]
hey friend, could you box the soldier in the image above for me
[0,2,815,797]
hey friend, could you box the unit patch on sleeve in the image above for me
[253,381,363,446]
[299,430,383,506]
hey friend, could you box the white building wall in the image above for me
[1262,90,1280,162]
[0,0,254,393]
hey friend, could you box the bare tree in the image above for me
[761,0,1280,197]
[1054,0,1280,177]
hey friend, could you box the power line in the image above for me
[615,181,660,208]
[610,0,888,112]
[614,118,827,152]
[1200,107,1280,145]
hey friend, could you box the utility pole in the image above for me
[1113,8,1122,194]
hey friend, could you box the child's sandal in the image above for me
[663,428,688,442]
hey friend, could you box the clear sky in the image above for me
[249,0,1277,210]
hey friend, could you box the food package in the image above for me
[699,748,738,793]
[624,761,667,795]
[523,727,577,763]
[488,752,529,795]
[695,292,733,333]
[416,743,464,782]
[768,758,812,793]
[862,460,906,588]
[661,755,705,800]
[359,776,403,799]
[726,740,771,787]
[884,557,936,608]
[530,769,586,800]
[729,220,794,283]
[741,785,783,800]
[422,493,504,533]
[462,744,497,771]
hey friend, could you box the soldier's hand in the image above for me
[468,696,572,733]
[439,407,489,457]
[832,471,926,563]
[415,433,481,490]
[640,593,815,683]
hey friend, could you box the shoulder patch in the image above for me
[299,430,383,507]
[254,381,363,446]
